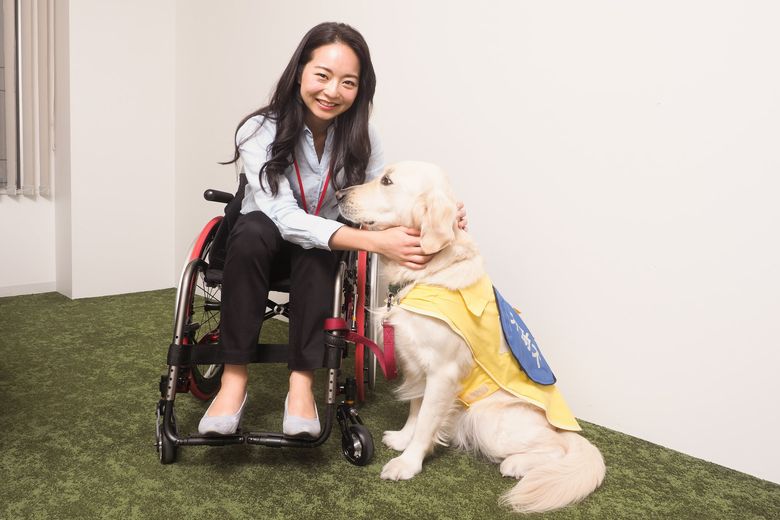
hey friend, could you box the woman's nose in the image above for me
[323,80,339,97]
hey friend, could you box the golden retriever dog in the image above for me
[337,161,606,513]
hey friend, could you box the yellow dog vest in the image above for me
[398,276,581,432]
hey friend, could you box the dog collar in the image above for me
[386,282,410,309]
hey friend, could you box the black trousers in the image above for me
[219,210,339,370]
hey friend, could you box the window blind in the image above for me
[1,0,53,197]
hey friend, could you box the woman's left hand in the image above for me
[456,201,468,231]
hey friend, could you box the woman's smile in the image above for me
[316,99,338,110]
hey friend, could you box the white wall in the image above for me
[2,0,176,298]
[174,0,780,484]
[54,0,71,297]
[0,196,55,296]
[0,1,57,297]
[64,0,175,298]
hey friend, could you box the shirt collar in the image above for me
[303,122,336,138]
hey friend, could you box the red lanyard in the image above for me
[293,158,331,216]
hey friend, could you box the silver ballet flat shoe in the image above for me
[198,392,247,435]
[282,393,321,438]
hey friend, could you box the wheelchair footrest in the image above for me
[164,402,336,449]
[170,431,326,448]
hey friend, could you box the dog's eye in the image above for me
[381,175,393,186]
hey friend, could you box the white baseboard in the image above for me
[0,281,58,298]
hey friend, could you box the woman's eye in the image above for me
[343,80,357,88]
[316,73,328,79]
[381,176,393,186]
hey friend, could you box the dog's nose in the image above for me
[335,189,346,203]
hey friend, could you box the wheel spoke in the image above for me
[184,244,224,399]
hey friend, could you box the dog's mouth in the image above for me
[353,219,391,231]
[337,199,399,231]
[338,212,375,229]
[337,201,375,227]
[356,219,382,230]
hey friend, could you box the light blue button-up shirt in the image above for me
[237,115,385,250]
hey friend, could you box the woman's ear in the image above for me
[415,188,457,254]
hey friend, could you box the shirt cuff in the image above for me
[312,219,345,251]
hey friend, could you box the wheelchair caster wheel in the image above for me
[156,402,178,464]
[159,431,177,464]
[341,424,374,466]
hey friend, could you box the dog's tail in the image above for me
[501,431,605,513]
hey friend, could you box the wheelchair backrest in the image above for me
[208,173,248,271]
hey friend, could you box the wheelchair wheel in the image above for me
[188,313,223,400]
[365,252,380,391]
[181,217,224,400]
[354,251,368,401]
[354,252,379,397]
[341,424,374,466]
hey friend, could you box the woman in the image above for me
[199,22,465,437]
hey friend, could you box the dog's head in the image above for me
[337,161,458,254]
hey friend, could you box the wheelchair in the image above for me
[155,174,391,466]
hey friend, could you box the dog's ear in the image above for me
[415,188,457,254]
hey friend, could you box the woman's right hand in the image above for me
[374,227,433,270]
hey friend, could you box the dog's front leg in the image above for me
[380,366,460,481]
[383,397,422,452]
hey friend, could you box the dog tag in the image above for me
[493,287,556,386]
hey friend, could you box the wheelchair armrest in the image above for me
[203,189,234,204]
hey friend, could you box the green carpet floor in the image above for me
[1,290,778,520]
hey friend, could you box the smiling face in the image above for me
[299,42,360,133]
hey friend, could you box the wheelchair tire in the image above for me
[341,424,374,466]
[366,349,377,391]
[182,217,224,401]
[354,251,368,401]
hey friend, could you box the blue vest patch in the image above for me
[493,287,557,386]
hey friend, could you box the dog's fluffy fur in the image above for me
[338,161,606,513]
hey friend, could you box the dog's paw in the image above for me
[382,430,412,452]
[499,454,530,479]
[380,455,422,481]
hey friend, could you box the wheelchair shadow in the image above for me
[197,441,331,469]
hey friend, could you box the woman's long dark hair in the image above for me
[225,22,377,196]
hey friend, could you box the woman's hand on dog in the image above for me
[375,227,433,270]
[456,201,468,231]
[329,225,432,269]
